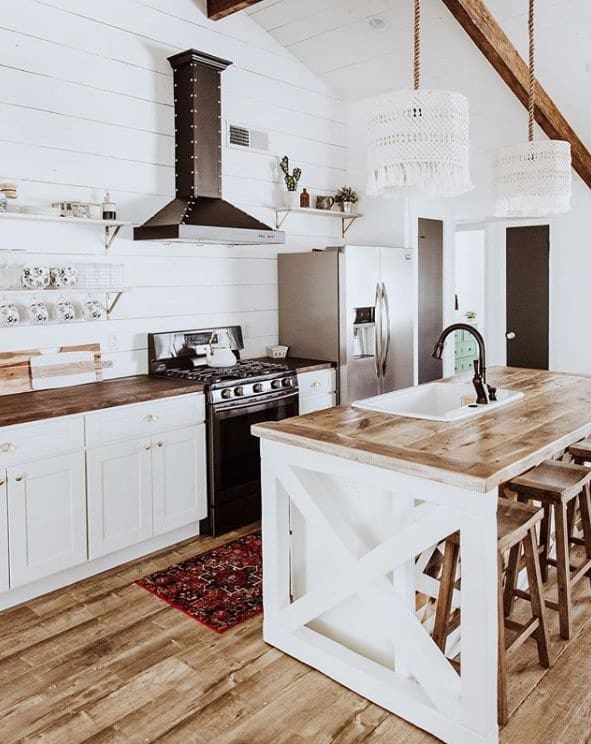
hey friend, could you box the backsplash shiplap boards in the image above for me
[0,0,347,378]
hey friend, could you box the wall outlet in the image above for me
[109,335,119,351]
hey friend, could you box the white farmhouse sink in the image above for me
[352,382,524,422]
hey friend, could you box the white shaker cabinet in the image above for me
[152,424,207,535]
[0,474,8,592]
[7,452,87,587]
[298,368,337,414]
[86,437,153,559]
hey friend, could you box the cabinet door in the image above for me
[152,424,207,535]
[87,438,153,559]
[7,453,87,587]
[0,472,7,591]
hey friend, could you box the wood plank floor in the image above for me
[1,525,591,743]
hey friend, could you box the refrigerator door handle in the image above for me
[374,282,382,379]
[381,282,391,377]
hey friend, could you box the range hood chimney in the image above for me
[134,49,285,245]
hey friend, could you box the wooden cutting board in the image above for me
[30,351,97,390]
[0,343,104,396]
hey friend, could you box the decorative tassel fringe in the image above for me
[367,162,473,199]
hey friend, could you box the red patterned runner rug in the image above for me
[135,531,262,633]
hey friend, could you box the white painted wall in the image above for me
[455,230,485,332]
[0,0,347,377]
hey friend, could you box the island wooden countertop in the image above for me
[252,367,591,493]
[0,375,205,428]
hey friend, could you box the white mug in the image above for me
[0,298,19,326]
[28,296,49,324]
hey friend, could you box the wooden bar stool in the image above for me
[433,500,551,727]
[568,438,591,465]
[508,460,591,640]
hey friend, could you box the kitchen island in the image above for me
[252,368,591,744]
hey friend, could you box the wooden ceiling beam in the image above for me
[440,0,591,189]
[207,0,264,21]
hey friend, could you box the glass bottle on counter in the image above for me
[300,188,310,208]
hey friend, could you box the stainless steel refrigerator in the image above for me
[278,245,414,403]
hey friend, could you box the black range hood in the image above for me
[134,50,285,245]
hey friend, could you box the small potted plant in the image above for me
[279,156,302,208]
[335,186,359,214]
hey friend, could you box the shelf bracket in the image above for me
[275,209,291,230]
[104,225,123,252]
[106,291,123,318]
[342,215,361,237]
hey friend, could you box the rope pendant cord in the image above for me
[528,0,535,141]
[414,0,421,90]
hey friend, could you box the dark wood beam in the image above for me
[207,0,264,21]
[440,0,591,189]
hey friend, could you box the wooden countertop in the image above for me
[0,375,205,428]
[253,367,591,493]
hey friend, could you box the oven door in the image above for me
[204,391,299,535]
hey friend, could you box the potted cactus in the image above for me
[279,156,302,208]
[335,186,359,214]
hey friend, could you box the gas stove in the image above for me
[148,327,298,406]
[148,326,300,537]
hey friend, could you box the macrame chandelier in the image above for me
[367,0,472,198]
[494,0,571,216]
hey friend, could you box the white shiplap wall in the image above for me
[0,0,347,377]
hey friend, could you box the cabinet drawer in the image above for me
[299,393,336,415]
[0,416,84,468]
[297,369,336,398]
[85,393,205,446]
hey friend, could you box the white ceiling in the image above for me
[247,0,591,146]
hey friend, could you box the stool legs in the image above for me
[554,502,573,640]
[433,538,460,653]
[522,526,551,668]
[497,553,509,727]
[579,484,591,588]
[539,505,552,583]
[435,527,551,728]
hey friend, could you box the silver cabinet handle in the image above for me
[0,478,5,486]
[156,441,165,448]
[144,444,152,451]
[0,443,16,454]
[14,474,24,482]
[142,414,158,423]
[506,331,516,340]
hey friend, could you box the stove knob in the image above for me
[253,383,263,393]
[235,386,245,396]
[271,379,282,390]
[221,389,232,399]
[282,378,293,387]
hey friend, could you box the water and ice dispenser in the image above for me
[352,306,376,358]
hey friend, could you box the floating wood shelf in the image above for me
[0,212,133,251]
[275,207,363,238]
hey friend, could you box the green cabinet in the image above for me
[454,328,478,374]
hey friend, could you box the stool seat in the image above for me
[498,500,543,552]
[568,438,591,462]
[509,459,591,502]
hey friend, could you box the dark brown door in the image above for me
[506,225,549,369]
[418,218,444,383]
